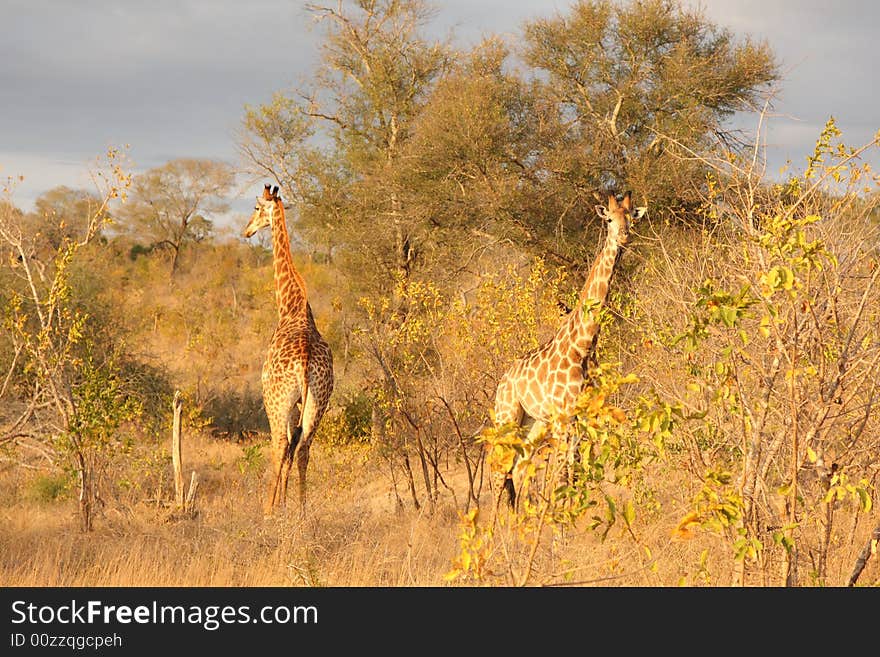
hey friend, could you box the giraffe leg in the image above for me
[265,430,288,516]
[264,403,294,516]
[293,436,311,518]
[491,379,525,511]
[563,428,582,491]
[511,420,546,512]
[278,418,300,507]
[292,387,322,518]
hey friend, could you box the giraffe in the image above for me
[492,190,646,509]
[242,184,334,517]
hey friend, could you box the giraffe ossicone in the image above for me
[492,190,646,510]
[243,183,334,517]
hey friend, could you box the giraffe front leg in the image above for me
[491,458,517,511]
[511,420,546,512]
[491,381,524,513]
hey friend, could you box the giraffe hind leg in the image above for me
[264,395,299,515]
[293,436,311,518]
[265,429,289,516]
[291,387,322,517]
[278,422,303,506]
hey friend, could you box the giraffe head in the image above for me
[594,191,647,246]
[242,184,281,238]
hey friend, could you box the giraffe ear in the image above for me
[633,206,647,220]
[607,193,619,211]
[594,204,607,218]
[621,191,633,211]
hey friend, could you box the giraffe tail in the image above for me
[285,351,309,464]
[296,346,311,442]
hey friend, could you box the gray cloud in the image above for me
[2,0,877,213]
[694,1,879,149]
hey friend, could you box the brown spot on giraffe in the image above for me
[243,184,334,517]
[493,191,646,509]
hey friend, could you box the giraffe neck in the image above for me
[557,232,622,361]
[270,202,308,319]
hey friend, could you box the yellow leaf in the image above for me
[488,438,518,472]
[673,512,701,540]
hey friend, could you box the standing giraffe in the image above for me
[243,184,334,516]
[492,191,646,508]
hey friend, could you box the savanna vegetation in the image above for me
[2,0,879,587]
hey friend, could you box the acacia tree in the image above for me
[119,158,234,274]
[521,0,779,216]
[28,186,106,252]
[241,0,450,294]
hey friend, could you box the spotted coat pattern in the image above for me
[493,192,646,507]
[243,184,334,516]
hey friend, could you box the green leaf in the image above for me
[605,495,617,523]
[857,488,872,512]
[623,500,635,528]
[719,305,737,328]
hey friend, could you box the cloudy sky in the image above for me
[2,0,877,219]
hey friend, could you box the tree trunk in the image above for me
[77,450,92,533]
[848,521,880,587]
[172,390,184,508]
[170,242,181,275]
[734,433,760,586]
[402,448,420,511]
[413,429,434,514]
[185,470,199,515]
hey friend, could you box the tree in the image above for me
[28,186,105,252]
[119,158,234,274]
[521,0,779,215]
[240,0,451,296]
[1,149,141,532]
[396,38,560,263]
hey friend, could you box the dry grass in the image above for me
[2,430,877,587]
[1,434,455,587]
